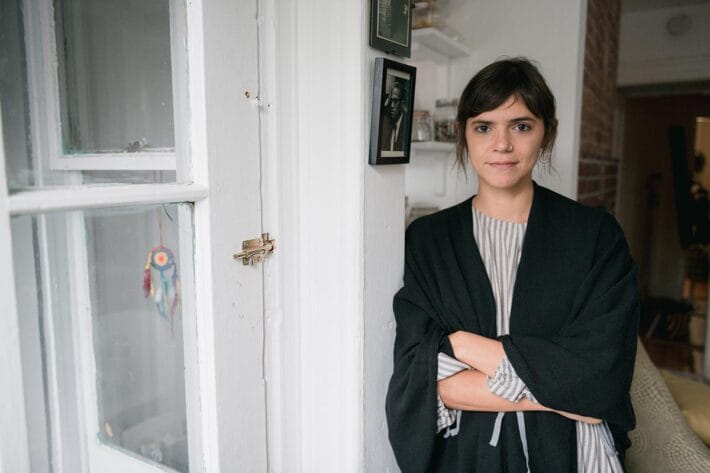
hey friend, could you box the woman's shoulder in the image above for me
[537,184,614,220]
[407,198,470,235]
[535,184,626,244]
[404,199,472,255]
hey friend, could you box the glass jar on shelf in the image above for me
[412,1,441,29]
[411,110,433,142]
[434,98,457,142]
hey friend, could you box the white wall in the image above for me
[406,0,587,208]
[362,164,404,473]
[618,3,710,86]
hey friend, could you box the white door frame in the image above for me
[261,1,370,471]
[188,0,268,470]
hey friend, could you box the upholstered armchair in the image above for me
[626,340,710,472]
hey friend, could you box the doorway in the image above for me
[618,92,710,377]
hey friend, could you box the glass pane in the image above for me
[13,203,192,472]
[55,0,175,154]
[0,0,34,192]
[1,0,180,192]
[88,204,189,471]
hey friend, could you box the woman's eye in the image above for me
[474,125,490,133]
[513,123,531,132]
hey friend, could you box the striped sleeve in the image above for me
[437,352,471,380]
[487,356,538,403]
[436,353,471,433]
[576,422,624,472]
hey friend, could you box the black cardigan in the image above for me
[386,183,639,473]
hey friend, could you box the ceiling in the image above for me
[622,0,710,13]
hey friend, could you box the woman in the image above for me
[386,58,639,472]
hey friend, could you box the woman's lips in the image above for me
[488,161,517,169]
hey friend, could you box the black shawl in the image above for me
[386,183,639,472]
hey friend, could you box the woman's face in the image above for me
[465,95,545,194]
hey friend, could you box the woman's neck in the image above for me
[472,182,534,223]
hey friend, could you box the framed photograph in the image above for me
[369,0,412,57]
[369,57,417,165]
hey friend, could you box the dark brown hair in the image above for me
[455,57,558,171]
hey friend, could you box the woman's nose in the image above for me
[493,131,513,153]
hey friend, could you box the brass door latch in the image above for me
[233,233,276,266]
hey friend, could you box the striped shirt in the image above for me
[435,206,623,472]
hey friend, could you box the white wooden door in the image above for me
[0,0,267,471]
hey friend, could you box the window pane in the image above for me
[1,0,181,192]
[87,204,189,471]
[0,0,34,192]
[13,203,192,472]
[55,0,175,154]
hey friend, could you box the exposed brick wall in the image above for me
[577,0,621,211]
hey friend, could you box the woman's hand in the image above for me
[553,410,603,424]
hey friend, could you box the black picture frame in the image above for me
[369,57,416,165]
[369,0,412,58]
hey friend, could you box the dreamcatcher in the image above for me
[143,207,180,333]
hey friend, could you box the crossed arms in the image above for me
[437,330,602,424]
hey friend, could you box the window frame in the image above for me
[1,0,210,471]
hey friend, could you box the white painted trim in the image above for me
[50,153,176,171]
[176,204,205,473]
[90,445,179,473]
[64,211,96,473]
[293,1,365,471]
[262,1,303,471]
[183,1,220,471]
[8,183,208,215]
[21,4,90,471]
[36,215,69,472]
[0,92,32,473]
[257,1,285,472]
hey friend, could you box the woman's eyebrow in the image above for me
[470,116,536,125]
[509,116,536,123]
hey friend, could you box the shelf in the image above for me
[411,27,469,61]
[412,141,455,154]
